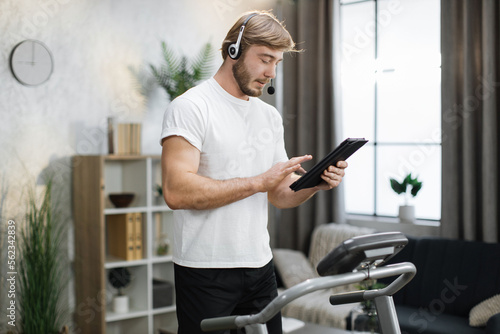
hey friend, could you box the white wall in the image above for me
[0,0,279,329]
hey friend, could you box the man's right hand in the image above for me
[256,155,312,193]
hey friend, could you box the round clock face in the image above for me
[10,40,53,86]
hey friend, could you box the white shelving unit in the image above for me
[73,155,177,334]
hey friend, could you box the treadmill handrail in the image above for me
[200,262,416,332]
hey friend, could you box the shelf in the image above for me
[104,206,171,215]
[152,255,174,264]
[152,305,176,315]
[106,308,150,322]
[151,205,172,212]
[73,155,175,334]
[105,257,149,269]
[104,206,149,215]
[104,154,160,161]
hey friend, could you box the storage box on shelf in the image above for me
[72,155,175,334]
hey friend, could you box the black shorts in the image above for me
[174,260,282,334]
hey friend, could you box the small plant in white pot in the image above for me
[389,173,423,223]
[108,267,132,313]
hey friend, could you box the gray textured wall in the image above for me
[0,0,278,329]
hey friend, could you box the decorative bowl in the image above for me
[109,193,135,208]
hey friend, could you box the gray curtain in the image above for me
[441,0,500,242]
[276,0,345,253]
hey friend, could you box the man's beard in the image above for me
[232,55,265,97]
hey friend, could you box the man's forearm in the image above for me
[164,172,263,210]
[162,135,315,211]
[268,174,318,209]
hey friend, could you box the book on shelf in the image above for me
[107,212,143,261]
[133,212,143,260]
[115,123,142,155]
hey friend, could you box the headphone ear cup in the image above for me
[228,43,239,60]
[228,13,258,61]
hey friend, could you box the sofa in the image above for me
[379,235,500,334]
[273,223,500,333]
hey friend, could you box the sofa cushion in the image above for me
[396,305,486,334]
[469,294,500,327]
[273,249,317,288]
[486,313,500,334]
[308,223,375,270]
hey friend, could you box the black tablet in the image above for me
[289,138,368,192]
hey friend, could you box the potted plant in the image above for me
[17,178,68,334]
[348,279,386,333]
[156,233,170,256]
[389,173,423,223]
[108,267,132,313]
[149,41,214,101]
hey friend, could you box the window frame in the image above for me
[339,0,442,221]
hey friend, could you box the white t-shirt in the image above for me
[160,77,288,268]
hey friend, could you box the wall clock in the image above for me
[9,40,54,86]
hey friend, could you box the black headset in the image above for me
[227,13,258,60]
[228,13,275,95]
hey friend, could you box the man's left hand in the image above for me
[316,161,348,190]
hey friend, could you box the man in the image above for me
[160,10,347,334]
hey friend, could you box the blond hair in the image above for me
[221,10,298,60]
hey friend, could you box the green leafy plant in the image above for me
[108,267,132,296]
[390,173,423,205]
[18,178,67,334]
[356,279,387,312]
[351,279,386,333]
[149,41,214,101]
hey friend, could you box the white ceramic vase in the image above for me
[113,295,129,313]
[398,205,415,223]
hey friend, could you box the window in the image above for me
[340,0,441,220]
